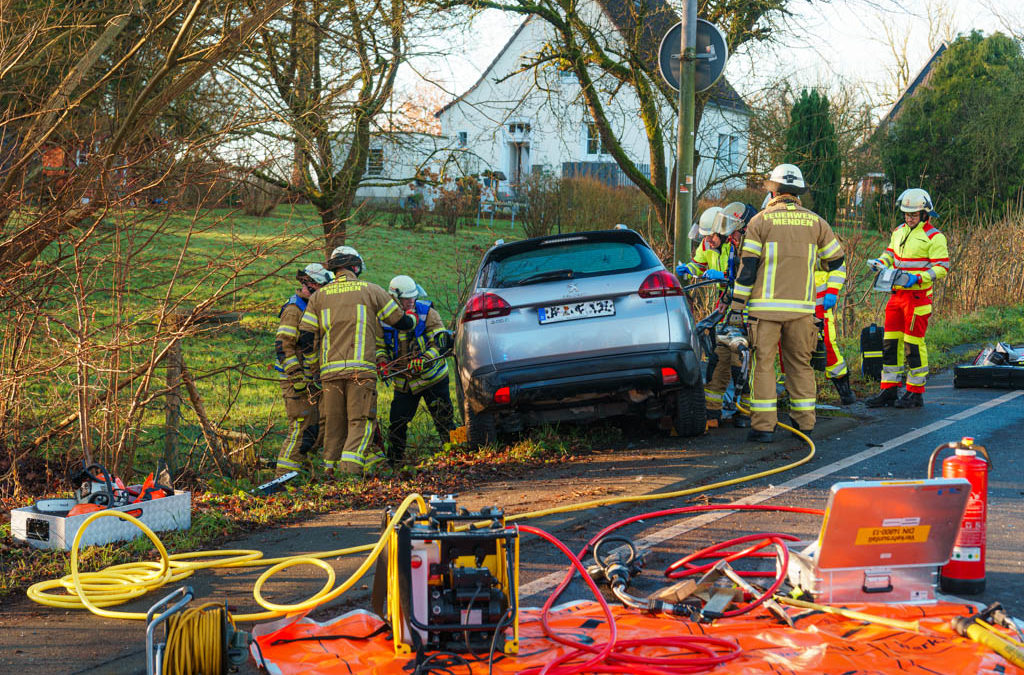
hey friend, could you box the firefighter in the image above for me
[273,263,333,476]
[865,188,949,408]
[814,258,857,405]
[375,275,455,467]
[298,246,415,478]
[727,164,845,442]
[679,204,756,427]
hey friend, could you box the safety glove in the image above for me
[821,292,838,311]
[292,379,308,393]
[409,357,425,374]
[675,263,691,278]
[376,359,389,378]
[897,273,920,288]
[867,258,885,270]
[725,309,745,328]
[702,269,726,282]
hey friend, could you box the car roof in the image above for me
[485,228,650,262]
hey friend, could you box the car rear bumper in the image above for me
[462,344,701,413]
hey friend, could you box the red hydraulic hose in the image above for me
[665,532,802,578]
[519,524,742,674]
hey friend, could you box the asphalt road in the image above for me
[1,370,1021,674]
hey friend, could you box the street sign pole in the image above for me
[673,0,698,271]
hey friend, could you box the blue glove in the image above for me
[675,264,691,278]
[822,293,838,311]
[702,269,726,281]
[899,273,920,288]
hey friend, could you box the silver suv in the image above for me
[454,228,705,447]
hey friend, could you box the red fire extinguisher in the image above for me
[927,437,989,594]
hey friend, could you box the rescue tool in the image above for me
[377,495,520,658]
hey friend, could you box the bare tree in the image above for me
[220,0,460,250]
[0,0,290,280]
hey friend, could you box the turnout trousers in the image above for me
[881,290,931,393]
[276,383,321,476]
[386,377,455,465]
[749,315,817,432]
[705,344,749,412]
[816,307,848,380]
[320,377,385,475]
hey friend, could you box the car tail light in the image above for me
[638,270,684,298]
[661,367,679,385]
[494,386,511,405]
[462,292,512,322]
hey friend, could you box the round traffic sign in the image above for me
[658,19,729,93]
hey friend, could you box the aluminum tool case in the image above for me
[784,480,969,604]
[11,492,191,550]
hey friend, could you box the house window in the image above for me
[717,133,739,171]
[508,122,531,134]
[585,121,605,156]
[367,147,384,176]
[457,131,468,147]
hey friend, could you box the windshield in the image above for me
[481,240,660,288]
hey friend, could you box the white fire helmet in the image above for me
[299,263,333,285]
[328,245,365,274]
[697,206,724,237]
[714,202,748,236]
[388,275,419,300]
[899,188,933,213]
[764,163,807,195]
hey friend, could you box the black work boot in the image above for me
[894,390,924,408]
[865,387,899,408]
[732,412,751,428]
[747,428,775,443]
[832,374,857,405]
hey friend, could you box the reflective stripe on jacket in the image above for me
[298,270,404,381]
[878,221,950,296]
[376,301,449,394]
[275,295,308,384]
[732,195,843,321]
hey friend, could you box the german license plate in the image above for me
[538,299,615,324]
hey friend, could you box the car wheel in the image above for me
[456,375,496,449]
[672,385,707,437]
[463,399,497,449]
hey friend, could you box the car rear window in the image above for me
[481,240,660,288]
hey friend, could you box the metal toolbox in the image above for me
[783,479,969,604]
[10,492,191,550]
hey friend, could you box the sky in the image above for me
[427,0,1022,119]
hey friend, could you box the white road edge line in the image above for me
[520,389,1024,596]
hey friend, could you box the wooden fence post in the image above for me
[163,337,182,473]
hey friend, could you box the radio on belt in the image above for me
[783,479,970,604]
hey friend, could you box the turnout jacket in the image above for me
[299,270,405,381]
[275,294,312,387]
[878,220,949,304]
[681,239,735,278]
[376,300,449,394]
[731,195,843,322]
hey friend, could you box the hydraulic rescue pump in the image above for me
[380,495,520,656]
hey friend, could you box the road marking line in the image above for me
[519,389,1023,596]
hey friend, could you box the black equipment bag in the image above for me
[954,365,1024,390]
[860,323,883,380]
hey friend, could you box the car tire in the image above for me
[672,385,707,437]
[456,375,497,449]
[463,399,497,449]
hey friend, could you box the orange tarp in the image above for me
[252,600,1022,674]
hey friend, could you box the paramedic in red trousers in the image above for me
[376,275,455,467]
[298,246,416,478]
[865,189,950,408]
[727,164,845,442]
[273,263,332,476]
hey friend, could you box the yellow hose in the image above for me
[27,417,815,621]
